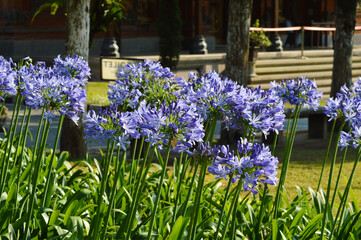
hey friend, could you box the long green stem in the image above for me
[124,142,153,239]
[41,115,65,207]
[220,178,245,240]
[101,146,125,240]
[214,174,234,239]
[146,140,172,240]
[205,118,218,143]
[273,105,301,218]
[171,153,189,226]
[189,163,208,240]
[320,121,346,239]
[330,144,348,210]
[12,106,28,167]
[131,138,145,190]
[128,138,138,188]
[13,108,32,216]
[271,133,278,155]
[178,163,199,218]
[32,108,45,159]
[0,95,22,193]
[24,119,50,237]
[91,139,116,240]
[331,147,361,238]
[317,120,336,191]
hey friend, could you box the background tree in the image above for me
[33,0,126,47]
[157,0,182,70]
[224,0,253,86]
[60,0,90,159]
[220,0,253,145]
[33,0,126,159]
[331,0,357,97]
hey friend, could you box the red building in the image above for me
[0,0,360,58]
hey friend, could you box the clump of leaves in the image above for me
[250,19,272,48]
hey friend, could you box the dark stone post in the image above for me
[190,0,207,54]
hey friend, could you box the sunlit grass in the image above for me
[87,81,111,106]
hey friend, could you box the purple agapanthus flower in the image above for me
[324,79,361,126]
[338,122,361,150]
[208,138,279,194]
[53,55,90,86]
[175,71,239,121]
[0,56,17,101]
[83,105,140,150]
[22,56,89,124]
[136,99,205,152]
[227,86,285,137]
[108,59,179,109]
[270,77,323,110]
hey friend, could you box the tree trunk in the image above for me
[220,0,253,145]
[224,0,253,86]
[331,0,356,97]
[60,0,90,159]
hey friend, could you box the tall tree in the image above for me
[331,0,357,97]
[157,0,182,70]
[224,0,253,86]
[220,0,253,145]
[60,0,90,159]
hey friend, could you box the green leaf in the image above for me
[63,200,78,227]
[56,151,69,170]
[290,207,306,235]
[169,216,190,240]
[272,219,278,240]
[76,204,97,216]
[49,210,60,226]
[4,183,17,211]
[299,213,323,239]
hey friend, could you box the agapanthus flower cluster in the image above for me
[175,71,239,121]
[22,56,89,123]
[0,56,17,101]
[108,59,179,109]
[227,86,285,137]
[338,127,361,149]
[270,77,323,110]
[323,79,361,149]
[83,105,140,150]
[53,55,90,86]
[324,79,361,125]
[137,99,205,152]
[208,138,279,194]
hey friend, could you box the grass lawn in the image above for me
[87,81,111,106]
[201,144,361,211]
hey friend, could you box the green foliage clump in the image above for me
[250,19,272,48]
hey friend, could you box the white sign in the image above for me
[101,58,141,81]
